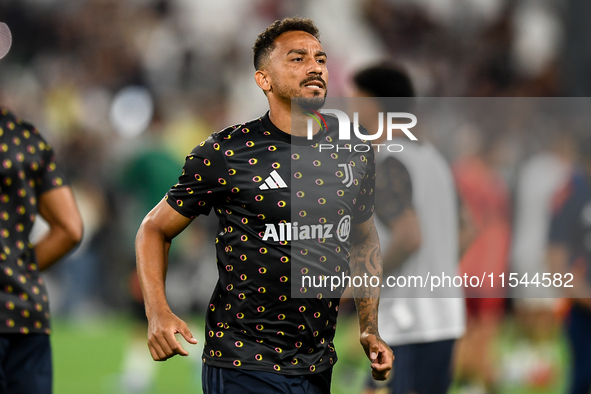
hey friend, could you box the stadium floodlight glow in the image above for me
[109,86,154,138]
[0,23,12,60]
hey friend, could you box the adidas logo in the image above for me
[259,170,288,190]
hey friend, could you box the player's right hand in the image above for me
[360,331,394,381]
[147,309,198,361]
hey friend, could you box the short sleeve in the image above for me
[375,156,413,224]
[166,136,231,218]
[35,133,68,195]
[352,147,376,224]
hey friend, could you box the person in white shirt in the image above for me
[352,64,466,394]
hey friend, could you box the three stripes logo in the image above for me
[338,163,354,188]
[259,170,288,190]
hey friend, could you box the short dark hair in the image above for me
[353,63,415,98]
[252,17,320,70]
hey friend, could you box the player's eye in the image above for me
[317,58,326,64]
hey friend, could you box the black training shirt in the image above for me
[0,107,67,335]
[167,112,375,375]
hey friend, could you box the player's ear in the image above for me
[255,70,272,94]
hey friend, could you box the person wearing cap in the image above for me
[0,22,83,393]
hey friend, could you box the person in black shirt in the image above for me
[136,17,393,393]
[0,22,83,393]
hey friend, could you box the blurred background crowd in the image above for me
[1,0,590,393]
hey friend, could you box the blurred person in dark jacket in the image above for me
[548,132,591,394]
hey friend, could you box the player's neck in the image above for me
[268,101,320,137]
[268,102,292,134]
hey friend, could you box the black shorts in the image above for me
[202,364,332,394]
[365,339,455,394]
[0,334,52,394]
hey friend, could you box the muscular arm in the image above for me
[35,186,83,270]
[136,199,198,361]
[350,216,393,381]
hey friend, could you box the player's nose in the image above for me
[307,58,324,75]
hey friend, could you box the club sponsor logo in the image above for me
[262,215,351,243]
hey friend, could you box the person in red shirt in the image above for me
[453,132,512,392]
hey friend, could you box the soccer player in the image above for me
[136,17,393,393]
[0,22,83,393]
[352,64,465,394]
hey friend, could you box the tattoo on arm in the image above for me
[350,217,383,334]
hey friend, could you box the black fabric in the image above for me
[202,364,332,394]
[549,168,591,283]
[0,107,68,335]
[0,334,53,393]
[375,155,413,225]
[567,304,591,394]
[364,339,455,394]
[167,112,375,375]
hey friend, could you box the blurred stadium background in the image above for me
[1,0,590,393]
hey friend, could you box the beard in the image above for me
[274,77,327,111]
[292,95,326,111]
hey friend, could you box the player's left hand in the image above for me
[360,331,394,381]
